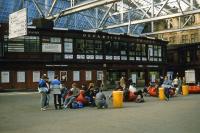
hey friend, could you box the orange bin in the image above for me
[159,87,165,100]
[182,85,189,96]
[112,91,123,108]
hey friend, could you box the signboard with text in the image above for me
[9,8,27,39]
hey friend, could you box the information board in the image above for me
[9,8,27,39]
[185,70,196,83]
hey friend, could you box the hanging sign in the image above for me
[9,8,27,39]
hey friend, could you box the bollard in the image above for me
[182,85,189,96]
[112,91,123,108]
[159,87,165,100]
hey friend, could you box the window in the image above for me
[85,40,94,54]
[113,42,120,55]
[104,41,112,55]
[7,36,24,52]
[182,35,189,43]
[191,33,198,43]
[169,36,175,44]
[0,41,3,57]
[120,42,127,55]
[184,15,195,26]
[94,40,103,54]
[129,43,136,59]
[76,39,85,54]
[24,36,40,52]
[186,51,190,62]
[136,44,141,61]
[64,38,73,53]
[197,49,200,60]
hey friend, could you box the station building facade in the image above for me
[0,23,167,90]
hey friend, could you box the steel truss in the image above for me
[28,0,200,35]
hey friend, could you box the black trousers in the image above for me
[53,94,61,109]
[134,90,144,99]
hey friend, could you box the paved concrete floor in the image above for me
[0,92,200,133]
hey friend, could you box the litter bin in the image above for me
[159,87,165,100]
[112,91,123,108]
[182,85,189,96]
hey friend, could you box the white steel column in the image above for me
[151,0,154,32]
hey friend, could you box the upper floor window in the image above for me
[85,40,94,54]
[182,35,189,43]
[76,39,85,54]
[94,40,103,54]
[64,38,73,53]
[191,33,198,43]
[24,36,40,52]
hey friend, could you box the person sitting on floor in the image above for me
[63,83,80,109]
[128,82,144,103]
[95,90,108,109]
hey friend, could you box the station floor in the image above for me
[0,91,200,133]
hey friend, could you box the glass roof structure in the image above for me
[0,0,199,35]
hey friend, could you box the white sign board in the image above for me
[64,42,73,53]
[86,71,92,81]
[73,71,80,81]
[185,70,196,83]
[42,43,61,53]
[17,71,25,82]
[47,71,55,81]
[1,71,10,83]
[33,71,40,82]
[9,8,27,39]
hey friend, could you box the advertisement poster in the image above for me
[60,71,67,81]
[86,71,92,81]
[97,71,103,80]
[47,71,55,81]
[17,71,25,82]
[33,71,40,82]
[1,71,9,83]
[73,71,80,81]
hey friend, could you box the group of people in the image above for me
[38,74,108,111]
[112,75,145,103]
[145,75,186,101]
[38,73,186,111]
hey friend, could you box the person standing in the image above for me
[162,76,172,101]
[51,75,62,110]
[38,75,49,111]
[120,75,126,89]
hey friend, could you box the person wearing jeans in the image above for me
[51,75,62,110]
[38,75,49,111]
[162,76,172,101]
[63,83,80,109]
